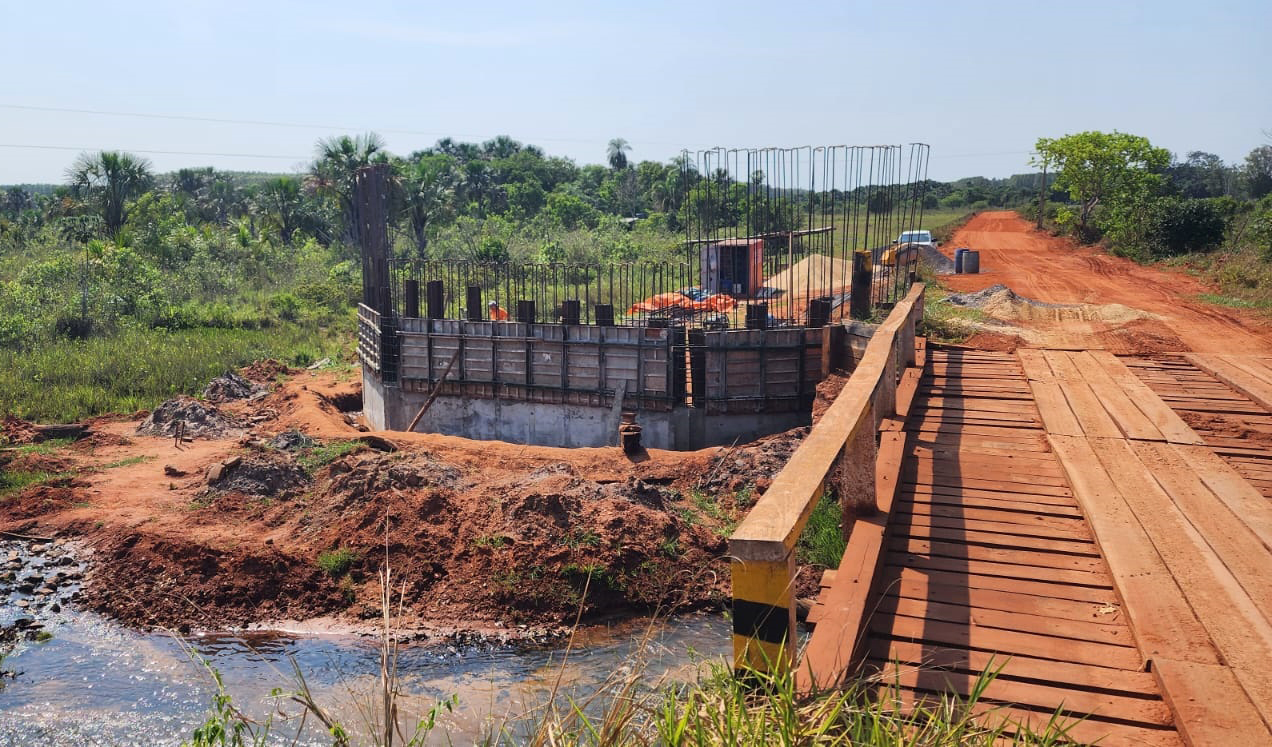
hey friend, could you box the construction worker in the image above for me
[488,300,509,321]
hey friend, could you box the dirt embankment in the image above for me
[936,211,1272,354]
[0,365,805,637]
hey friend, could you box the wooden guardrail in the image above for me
[727,284,925,673]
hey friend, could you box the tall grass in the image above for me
[797,492,847,568]
[0,319,351,423]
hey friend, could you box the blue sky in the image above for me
[1,0,1268,183]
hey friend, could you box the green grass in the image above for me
[918,285,990,344]
[797,492,847,568]
[472,534,510,550]
[0,469,73,497]
[0,319,352,423]
[316,547,358,577]
[98,455,154,470]
[1,437,75,453]
[297,440,364,472]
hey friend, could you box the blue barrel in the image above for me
[954,248,968,273]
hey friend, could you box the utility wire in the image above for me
[0,103,694,149]
[0,143,306,160]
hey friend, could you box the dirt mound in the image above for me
[946,284,1155,325]
[202,372,262,403]
[1095,319,1188,355]
[1,416,36,445]
[920,244,954,275]
[270,430,316,451]
[136,397,238,439]
[81,532,346,629]
[698,428,805,494]
[207,456,309,497]
[241,359,293,383]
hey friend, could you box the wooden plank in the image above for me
[896,504,1092,536]
[868,655,1170,725]
[883,574,1123,625]
[877,593,1136,647]
[889,537,1105,573]
[1153,658,1272,746]
[874,612,1142,670]
[1131,441,1272,621]
[869,638,1159,695]
[1069,351,1164,441]
[1055,375,1125,437]
[1017,348,1054,382]
[1172,442,1272,554]
[1024,380,1084,436]
[1091,351,1205,444]
[887,565,1117,605]
[891,521,1098,554]
[876,686,1182,747]
[885,551,1110,587]
[1187,353,1272,414]
[1044,435,1221,665]
[797,516,888,691]
[1088,436,1272,719]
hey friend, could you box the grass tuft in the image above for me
[798,491,847,568]
[316,547,358,577]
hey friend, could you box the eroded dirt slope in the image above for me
[0,365,805,637]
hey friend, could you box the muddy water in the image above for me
[0,540,731,746]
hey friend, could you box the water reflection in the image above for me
[0,608,730,745]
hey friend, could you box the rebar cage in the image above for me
[389,143,931,330]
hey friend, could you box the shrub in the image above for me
[316,547,358,577]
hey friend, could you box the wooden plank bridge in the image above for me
[729,285,1272,745]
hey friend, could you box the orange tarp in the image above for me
[626,293,738,316]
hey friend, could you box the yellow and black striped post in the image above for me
[731,551,796,672]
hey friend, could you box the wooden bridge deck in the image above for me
[803,347,1272,745]
[864,348,1179,745]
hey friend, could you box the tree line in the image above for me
[1031,131,1272,260]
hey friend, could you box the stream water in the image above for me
[0,540,732,745]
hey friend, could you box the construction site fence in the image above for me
[384,256,918,331]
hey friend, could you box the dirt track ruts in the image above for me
[940,212,1272,354]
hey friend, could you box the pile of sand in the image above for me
[766,254,854,298]
[947,285,1155,324]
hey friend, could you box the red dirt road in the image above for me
[940,212,1272,354]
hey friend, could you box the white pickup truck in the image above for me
[883,230,936,266]
[893,230,937,249]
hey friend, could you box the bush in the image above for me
[1103,196,1228,259]
[316,547,358,577]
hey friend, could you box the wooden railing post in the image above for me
[731,552,797,673]
[729,284,925,677]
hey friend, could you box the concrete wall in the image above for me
[364,366,808,450]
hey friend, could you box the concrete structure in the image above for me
[358,304,848,450]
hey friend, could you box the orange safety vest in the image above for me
[489,305,509,321]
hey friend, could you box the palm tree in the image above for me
[255,177,306,245]
[66,151,154,235]
[308,133,387,245]
[607,138,631,171]
[398,154,456,256]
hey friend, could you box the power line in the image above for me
[0,102,692,149]
[0,143,306,160]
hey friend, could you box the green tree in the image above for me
[606,138,631,171]
[255,177,307,245]
[308,133,387,245]
[1032,131,1170,240]
[1245,145,1272,199]
[66,151,155,236]
[399,153,456,256]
